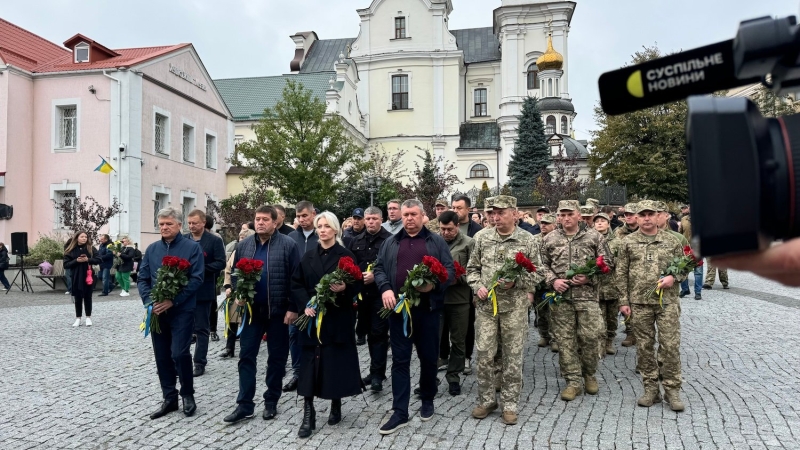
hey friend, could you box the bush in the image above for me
[27,232,68,266]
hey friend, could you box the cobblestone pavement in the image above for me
[1,270,800,449]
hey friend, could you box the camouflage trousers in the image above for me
[475,308,528,413]
[703,260,729,287]
[631,303,682,390]
[599,299,619,339]
[551,301,603,386]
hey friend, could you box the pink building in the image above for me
[0,19,233,248]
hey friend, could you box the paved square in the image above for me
[1,270,799,449]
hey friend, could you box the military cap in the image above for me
[624,202,638,212]
[536,206,551,213]
[557,200,580,212]
[635,199,659,214]
[586,198,600,209]
[580,205,595,217]
[593,212,611,222]
[539,213,556,224]
[435,199,448,207]
[655,201,668,212]
[492,195,517,209]
[483,196,494,211]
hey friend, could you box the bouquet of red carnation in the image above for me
[379,256,448,319]
[485,251,537,316]
[140,256,191,336]
[218,258,265,336]
[645,245,703,306]
[295,256,363,340]
[453,261,467,281]
[565,255,611,278]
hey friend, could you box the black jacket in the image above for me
[0,246,9,270]
[118,247,136,272]
[519,221,539,235]
[463,220,483,238]
[291,243,363,345]
[277,224,295,236]
[347,228,392,301]
[184,231,227,302]
[64,246,101,294]
[288,228,319,255]
[98,242,114,270]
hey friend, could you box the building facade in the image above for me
[0,19,233,248]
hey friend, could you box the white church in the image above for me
[216,0,589,196]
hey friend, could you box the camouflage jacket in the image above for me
[597,230,621,301]
[615,229,688,307]
[680,215,692,242]
[425,218,440,234]
[531,232,549,291]
[540,223,614,302]
[467,226,542,313]
[615,224,639,240]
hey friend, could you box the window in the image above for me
[474,88,488,117]
[555,79,560,97]
[57,106,77,148]
[561,116,568,134]
[155,113,168,155]
[470,164,490,178]
[74,43,89,63]
[181,197,195,232]
[527,64,539,90]
[395,17,406,39]
[54,190,76,229]
[182,124,194,163]
[546,115,556,135]
[392,75,409,110]
[154,193,168,229]
[548,79,553,97]
[205,133,217,169]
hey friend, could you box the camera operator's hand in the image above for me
[712,240,800,287]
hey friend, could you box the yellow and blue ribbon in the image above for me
[487,281,499,316]
[305,300,324,343]
[393,294,413,337]
[140,302,154,338]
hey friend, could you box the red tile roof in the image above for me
[0,18,190,73]
[0,18,69,71]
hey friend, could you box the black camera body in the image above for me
[599,15,800,257]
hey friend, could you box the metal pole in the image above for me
[370,192,374,207]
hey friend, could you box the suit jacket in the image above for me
[185,231,227,302]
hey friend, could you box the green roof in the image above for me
[213,72,335,121]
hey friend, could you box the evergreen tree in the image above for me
[508,96,550,190]
[752,84,796,118]
[476,181,491,210]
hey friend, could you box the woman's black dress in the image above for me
[290,243,364,400]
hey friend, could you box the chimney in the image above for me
[289,31,318,73]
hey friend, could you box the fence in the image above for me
[453,183,627,209]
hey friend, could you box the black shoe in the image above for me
[356,336,367,346]
[679,290,689,298]
[420,400,434,421]
[149,399,179,420]
[99,293,108,297]
[379,414,408,435]
[328,399,342,425]
[218,349,234,358]
[193,365,205,377]
[298,398,316,438]
[210,332,219,342]
[223,406,254,424]
[191,334,197,344]
[262,403,277,420]
[702,284,712,290]
[182,396,196,417]
[362,374,373,385]
[371,377,383,392]
[723,285,730,289]
[449,381,461,396]
[283,377,298,392]
[695,294,702,300]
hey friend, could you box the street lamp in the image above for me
[364,175,382,206]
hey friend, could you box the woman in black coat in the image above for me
[63,231,101,327]
[0,242,10,290]
[290,211,364,439]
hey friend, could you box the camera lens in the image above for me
[761,112,800,240]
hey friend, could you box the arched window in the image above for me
[469,163,490,178]
[548,79,553,97]
[561,116,568,134]
[527,64,539,90]
[546,116,556,135]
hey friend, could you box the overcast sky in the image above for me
[5,0,797,140]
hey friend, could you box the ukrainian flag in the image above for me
[94,156,115,174]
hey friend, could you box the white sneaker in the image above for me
[65,291,71,295]
[120,291,129,297]
[72,318,81,327]
[85,318,92,327]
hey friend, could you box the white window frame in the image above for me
[74,42,89,63]
[546,115,556,135]
[204,129,218,170]
[181,119,195,164]
[49,182,81,230]
[153,106,171,157]
[467,162,492,179]
[472,87,490,118]
[387,70,413,111]
[52,98,81,153]
[561,116,569,134]
[180,191,197,232]
[152,185,172,231]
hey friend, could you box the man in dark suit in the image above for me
[185,210,227,377]
[451,195,483,238]
[273,204,296,235]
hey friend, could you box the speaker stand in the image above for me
[7,255,33,294]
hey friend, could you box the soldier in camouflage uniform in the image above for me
[586,198,600,213]
[467,195,542,425]
[580,205,595,229]
[425,199,449,234]
[540,200,613,401]
[616,200,687,412]
[615,202,638,346]
[655,202,688,246]
[593,212,621,356]
[531,214,557,349]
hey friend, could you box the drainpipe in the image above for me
[103,70,122,237]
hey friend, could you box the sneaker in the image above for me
[65,291,71,295]
[419,401,434,421]
[694,294,702,300]
[120,291,130,297]
[378,414,408,435]
[463,358,473,375]
[85,318,92,327]
[437,358,449,371]
[72,318,81,327]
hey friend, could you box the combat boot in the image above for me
[471,403,498,419]
[637,386,662,407]
[584,376,599,395]
[537,337,549,347]
[560,385,583,401]
[621,334,636,347]
[664,389,685,412]
[605,339,617,355]
[550,341,559,353]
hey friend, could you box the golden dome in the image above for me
[536,34,564,71]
